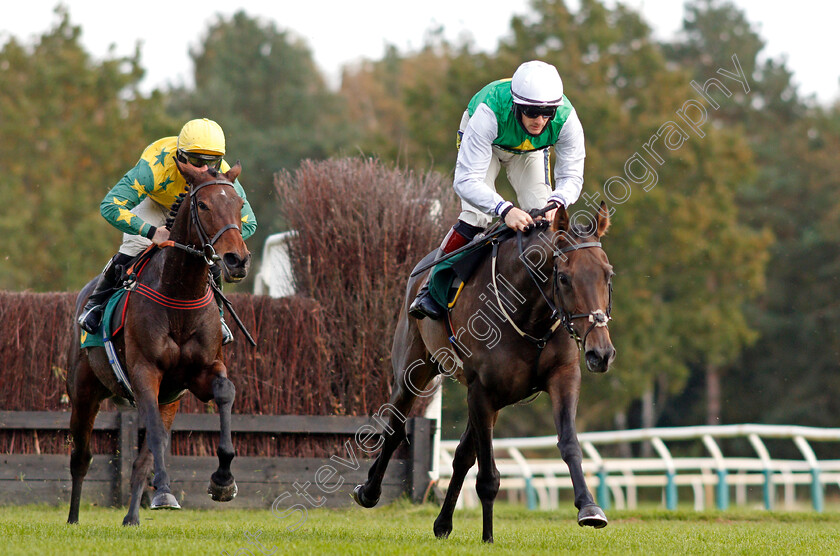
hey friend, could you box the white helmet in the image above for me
[510,60,564,107]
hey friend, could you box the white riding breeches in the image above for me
[117,196,169,256]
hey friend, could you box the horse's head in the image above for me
[174,159,251,282]
[550,201,615,373]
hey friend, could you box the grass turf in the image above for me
[3,501,840,555]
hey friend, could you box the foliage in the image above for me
[274,157,460,415]
[0,7,174,291]
[661,0,840,428]
[0,291,341,457]
[167,11,359,261]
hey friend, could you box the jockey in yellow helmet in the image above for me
[78,119,257,343]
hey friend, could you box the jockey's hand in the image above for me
[503,207,536,232]
[151,227,171,246]
[532,201,560,224]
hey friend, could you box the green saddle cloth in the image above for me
[428,242,492,309]
[80,289,128,349]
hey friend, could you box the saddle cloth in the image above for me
[426,242,493,311]
[79,288,129,349]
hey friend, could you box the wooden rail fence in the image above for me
[0,411,433,509]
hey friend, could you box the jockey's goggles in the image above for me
[518,105,557,120]
[177,149,222,170]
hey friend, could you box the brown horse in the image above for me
[66,161,251,525]
[353,203,615,542]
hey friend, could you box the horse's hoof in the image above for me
[433,520,452,539]
[577,504,608,528]
[351,484,379,508]
[122,515,140,526]
[150,492,181,510]
[208,479,238,502]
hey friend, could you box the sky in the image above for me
[2,0,838,104]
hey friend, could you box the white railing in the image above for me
[437,424,840,512]
[253,231,298,298]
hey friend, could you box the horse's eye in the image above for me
[558,273,571,286]
[198,201,209,211]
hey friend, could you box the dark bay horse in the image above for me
[66,161,251,525]
[353,203,615,542]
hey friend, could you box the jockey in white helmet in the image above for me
[409,60,586,320]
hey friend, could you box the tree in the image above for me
[664,0,840,429]
[167,11,357,263]
[0,6,174,291]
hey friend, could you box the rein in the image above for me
[489,229,611,351]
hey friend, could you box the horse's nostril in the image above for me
[585,349,613,373]
[223,253,242,268]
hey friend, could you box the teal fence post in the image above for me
[716,469,729,510]
[665,470,677,510]
[763,469,773,510]
[597,469,609,510]
[811,469,824,512]
[524,477,537,510]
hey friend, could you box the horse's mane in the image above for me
[508,218,595,250]
[165,193,188,230]
[519,219,591,242]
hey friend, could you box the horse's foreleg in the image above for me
[208,374,237,502]
[123,401,179,525]
[433,422,476,539]
[67,355,107,525]
[468,387,500,543]
[134,386,180,511]
[548,370,607,528]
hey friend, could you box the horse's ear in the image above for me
[224,160,242,183]
[596,201,611,238]
[550,204,570,233]
[175,155,200,184]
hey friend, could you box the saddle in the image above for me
[425,240,494,311]
[79,249,159,406]
[79,289,130,349]
[423,218,549,312]
[79,250,156,349]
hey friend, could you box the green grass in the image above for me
[3,501,840,555]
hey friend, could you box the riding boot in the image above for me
[408,222,479,320]
[78,252,133,334]
[210,264,234,345]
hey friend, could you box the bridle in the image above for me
[550,239,613,350]
[164,178,242,265]
[490,228,612,351]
